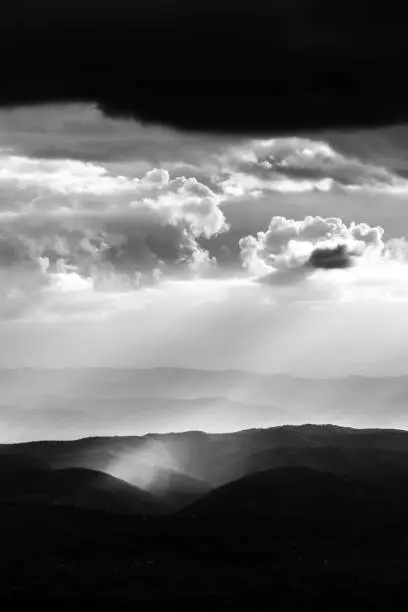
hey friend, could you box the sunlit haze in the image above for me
[2,105,408,441]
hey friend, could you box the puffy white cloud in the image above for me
[240,215,384,276]
[4,107,408,323]
[239,214,408,302]
[0,154,226,243]
[0,152,230,320]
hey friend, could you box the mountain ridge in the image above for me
[3,423,408,510]
[3,423,408,607]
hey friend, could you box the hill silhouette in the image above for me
[185,465,400,523]
[4,425,408,607]
[0,456,171,515]
[4,424,408,504]
[1,466,408,609]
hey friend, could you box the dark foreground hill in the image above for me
[4,423,408,493]
[3,425,408,608]
[0,456,171,515]
[186,466,399,521]
[2,467,408,610]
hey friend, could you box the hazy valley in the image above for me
[2,368,408,442]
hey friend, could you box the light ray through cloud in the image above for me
[3,104,408,439]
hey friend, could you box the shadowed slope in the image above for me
[0,457,172,515]
[185,466,402,528]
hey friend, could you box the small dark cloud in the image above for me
[307,244,355,270]
[1,1,408,134]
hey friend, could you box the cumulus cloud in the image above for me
[238,214,408,302]
[4,114,408,321]
[240,215,384,276]
[0,152,231,319]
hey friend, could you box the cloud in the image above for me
[0,105,243,164]
[2,118,408,205]
[0,152,231,319]
[4,116,408,322]
[238,214,408,301]
[0,256,50,319]
[1,1,408,134]
[5,108,408,208]
[240,215,385,275]
[5,129,401,315]
[307,244,353,270]
[307,125,408,180]
[217,138,408,195]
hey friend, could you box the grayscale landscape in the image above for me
[2,1,408,608]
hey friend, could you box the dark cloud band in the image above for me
[2,1,408,134]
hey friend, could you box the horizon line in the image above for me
[5,422,408,447]
[0,365,407,380]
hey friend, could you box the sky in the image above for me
[3,0,408,134]
[2,1,408,440]
[1,104,408,376]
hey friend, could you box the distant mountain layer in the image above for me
[2,368,408,440]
